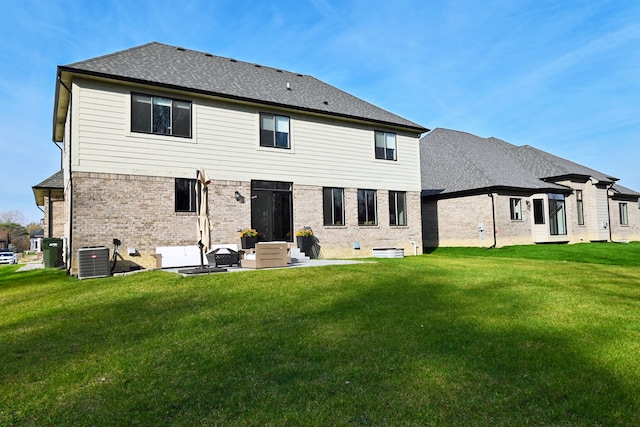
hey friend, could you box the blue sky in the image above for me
[1,0,639,224]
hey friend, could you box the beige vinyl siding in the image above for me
[530,193,549,243]
[593,185,610,240]
[579,181,610,241]
[71,79,421,190]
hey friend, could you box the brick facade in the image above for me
[43,195,65,238]
[423,193,544,248]
[69,172,422,273]
[610,199,640,242]
[294,185,423,258]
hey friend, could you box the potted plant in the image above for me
[295,226,315,258]
[239,228,258,249]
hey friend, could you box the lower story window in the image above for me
[389,191,406,226]
[175,178,196,212]
[323,188,344,226]
[358,189,377,225]
[576,190,585,225]
[620,203,629,225]
[533,199,545,224]
[510,198,522,221]
[549,194,567,235]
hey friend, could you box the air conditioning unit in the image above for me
[77,247,110,279]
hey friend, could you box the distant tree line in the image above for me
[0,210,41,252]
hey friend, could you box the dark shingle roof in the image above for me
[59,42,427,132]
[33,170,63,189]
[420,128,568,196]
[30,229,44,239]
[32,170,64,206]
[420,129,640,199]
[508,145,617,183]
[611,183,640,197]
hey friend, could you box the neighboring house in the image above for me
[609,183,640,242]
[0,229,9,249]
[40,42,428,274]
[30,229,45,252]
[32,170,65,239]
[420,128,640,247]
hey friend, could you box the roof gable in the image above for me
[58,42,427,133]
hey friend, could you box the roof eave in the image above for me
[31,186,64,207]
[542,173,617,185]
[53,67,73,142]
[422,185,572,199]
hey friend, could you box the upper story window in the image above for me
[620,203,629,225]
[358,189,377,226]
[175,178,196,212]
[323,187,345,226]
[260,113,290,148]
[389,191,407,226]
[510,198,522,221]
[576,190,585,225]
[132,94,192,138]
[374,131,397,160]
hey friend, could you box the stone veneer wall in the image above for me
[70,172,422,273]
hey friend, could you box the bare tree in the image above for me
[0,210,26,225]
[0,211,31,252]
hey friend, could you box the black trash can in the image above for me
[42,238,64,268]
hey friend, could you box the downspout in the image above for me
[50,107,64,239]
[54,140,63,170]
[48,189,53,237]
[606,183,614,242]
[488,192,497,248]
[57,76,73,273]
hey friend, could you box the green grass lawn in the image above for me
[1,243,640,426]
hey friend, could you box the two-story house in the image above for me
[41,42,428,273]
[420,128,640,247]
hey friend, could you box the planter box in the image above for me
[296,235,316,258]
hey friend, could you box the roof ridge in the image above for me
[162,42,311,78]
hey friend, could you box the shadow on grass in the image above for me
[1,262,639,425]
